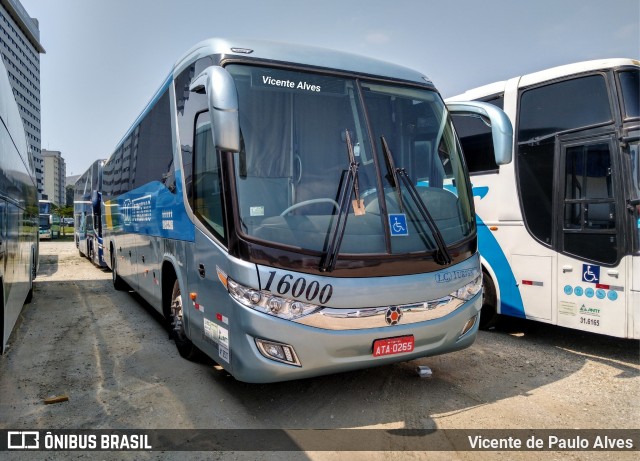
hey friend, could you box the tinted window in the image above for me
[176,57,213,202]
[193,112,226,243]
[517,75,613,245]
[452,113,497,173]
[519,75,612,141]
[619,70,639,118]
[517,139,556,244]
[134,89,174,190]
[451,95,502,174]
[103,87,174,197]
[562,140,617,264]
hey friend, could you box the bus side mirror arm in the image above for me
[446,101,514,165]
[189,66,240,153]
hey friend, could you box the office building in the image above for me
[0,0,45,196]
[42,149,66,206]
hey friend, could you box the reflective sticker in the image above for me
[193,301,204,313]
[216,313,229,324]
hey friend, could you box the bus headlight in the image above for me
[227,278,322,320]
[451,275,483,301]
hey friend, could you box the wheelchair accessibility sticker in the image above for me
[582,264,600,284]
[389,213,409,237]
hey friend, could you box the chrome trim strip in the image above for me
[295,295,466,330]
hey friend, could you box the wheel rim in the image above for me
[170,284,187,341]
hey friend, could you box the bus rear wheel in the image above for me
[479,272,499,329]
[169,279,198,360]
[111,252,127,291]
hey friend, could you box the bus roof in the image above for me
[448,58,640,101]
[173,37,433,87]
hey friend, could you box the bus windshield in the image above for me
[226,65,473,256]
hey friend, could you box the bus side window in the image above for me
[193,112,226,244]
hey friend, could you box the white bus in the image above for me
[0,57,39,353]
[448,58,639,339]
[100,38,512,382]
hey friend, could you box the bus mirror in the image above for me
[446,101,513,165]
[189,66,240,153]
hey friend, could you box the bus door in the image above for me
[555,131,627,337]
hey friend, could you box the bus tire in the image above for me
[479,272,499,329]
[111,252,127,291]
[169,278,198,360]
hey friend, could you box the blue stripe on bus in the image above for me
[472,186,525,318]
[105,170,195,241]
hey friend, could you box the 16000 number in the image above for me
[264,271,334,304]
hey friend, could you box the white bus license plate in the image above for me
[373,335,414,357]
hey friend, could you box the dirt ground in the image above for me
[0,240,638,460]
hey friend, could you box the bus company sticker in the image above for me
[596,289,606,300]
[203,318,218,342]
[584,287,594,298]
[563,285,573,295]
[579,305,601,317]
[218,345,230,363]
[218,326,229,348]
[607,290,618,301]
[574,286,584,296]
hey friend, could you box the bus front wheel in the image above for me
[169,279,198,360]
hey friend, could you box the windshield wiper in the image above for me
[380,135,453,266]
[319,130,361,272]
[380,136,404,212]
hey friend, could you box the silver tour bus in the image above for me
[101,38,512,382]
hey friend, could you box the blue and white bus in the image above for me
[74,159,106,266]
[0,57,39,353]
[449,59,639,339]
[101,38,512,382]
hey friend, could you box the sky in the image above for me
[19,0,640,176]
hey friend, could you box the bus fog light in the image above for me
[255,339,301,366]
[459,314,478,338]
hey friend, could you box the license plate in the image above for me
[372,335,415,357]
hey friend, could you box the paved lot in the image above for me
[1,241,638,460]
